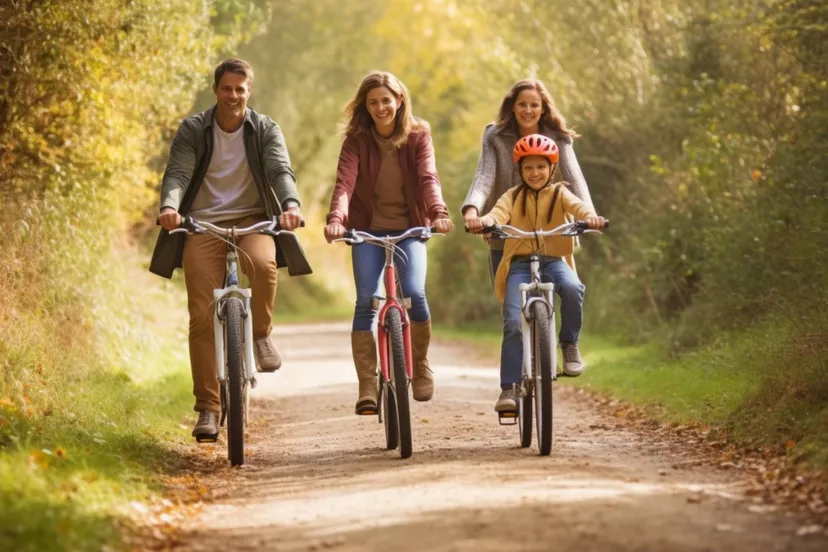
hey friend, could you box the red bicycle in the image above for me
[336,226,442,459]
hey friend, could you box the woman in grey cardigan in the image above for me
[462,79,594,278]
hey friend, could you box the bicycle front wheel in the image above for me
[386,308,412,459]
[224,298,246,466]
[518,382,532,448]
[532,301,553,456]
[381,377,398,450]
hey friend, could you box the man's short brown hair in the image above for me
[214,58,254,86]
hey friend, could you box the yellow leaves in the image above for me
[27,447,69,470]
[751,168,763,182]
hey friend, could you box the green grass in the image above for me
[0,248,195,552]
[0,348,193,552]
[437,314,828,470]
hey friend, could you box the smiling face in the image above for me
[213,71,251,123]
[365,86,400,135]
[521,155,554,190]
[512,88,543,133]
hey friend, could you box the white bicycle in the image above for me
[485,220,607,456]
[170,216,300,466]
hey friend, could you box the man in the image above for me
[149,58,311,441]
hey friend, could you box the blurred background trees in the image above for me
[2,0,826,374]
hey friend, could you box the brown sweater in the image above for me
[370,129,409,230]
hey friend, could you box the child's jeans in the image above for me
[500,256,585,388]
[351,231,430,331]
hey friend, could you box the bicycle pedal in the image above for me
[498,411,518,425]
[250,377,257,389]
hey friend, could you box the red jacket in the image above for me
[326,127,449,229]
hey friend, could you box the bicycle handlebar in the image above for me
[334,226,442,245]
[169,216,304,238]
[464,220,609,238]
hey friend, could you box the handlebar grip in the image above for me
[574,220,610,230]
[464,224,499,234]
[271,219,306,231]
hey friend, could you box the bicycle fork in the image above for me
[519,283,556,385]
[213,251,257,388]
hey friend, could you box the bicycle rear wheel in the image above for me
[386,308,412,459]
[532,301,553,456]
[224,298,246,466]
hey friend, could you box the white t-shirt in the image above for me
[189,117,265,223]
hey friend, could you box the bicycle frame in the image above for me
[375,247,414,384]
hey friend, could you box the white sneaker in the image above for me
[494,388,518,412]
[561,342,585,376]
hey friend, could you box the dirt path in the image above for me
[170,323,827,552]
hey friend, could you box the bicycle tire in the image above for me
[381,378,398,450]
[225,298,245,466]
[518,382,533,448]
[386,308,412,459]
[532,301,553,456]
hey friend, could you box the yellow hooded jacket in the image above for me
[485,181,596,304]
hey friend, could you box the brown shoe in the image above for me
[192,410,219,442]
[410,320,434,402]
[255,335,282,372]
[352,331,379,415]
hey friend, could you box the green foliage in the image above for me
[0,1,266,549]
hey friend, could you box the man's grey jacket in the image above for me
[150,106,312,278]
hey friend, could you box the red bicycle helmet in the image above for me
[512,134,559,164]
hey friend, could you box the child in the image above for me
[466,134,606,412]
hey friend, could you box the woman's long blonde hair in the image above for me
[495,79,578,138]
[342,71,425,147]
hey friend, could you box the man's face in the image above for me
[213,71,251,121]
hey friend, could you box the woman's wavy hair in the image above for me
[342,71,425,147]
[495,79,578,138]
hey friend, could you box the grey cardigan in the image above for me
[462,123,595,248]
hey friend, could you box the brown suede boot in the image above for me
[352,331,379,415]
[410,320,434,402]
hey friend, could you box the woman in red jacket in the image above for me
[324,71,453,415]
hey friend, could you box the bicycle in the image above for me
[334,226,443,459]
[481,220,607,456]
[170,216,300,466]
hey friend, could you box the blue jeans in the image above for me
[500,256,585,388]
[351,231,430,331]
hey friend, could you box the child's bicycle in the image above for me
[334,226,443,459]
[170,216,301,466]
[484,220,608,456]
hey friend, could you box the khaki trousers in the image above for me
[182,215,277,413]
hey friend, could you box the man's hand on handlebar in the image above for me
[159,207,181,231]
[279,206,304,231]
